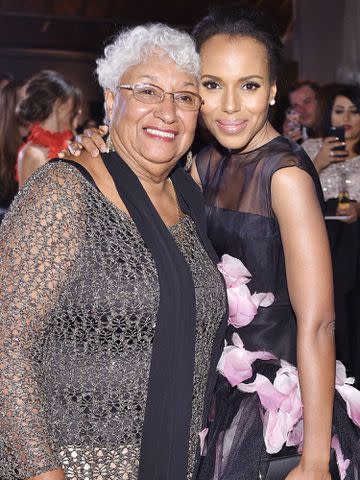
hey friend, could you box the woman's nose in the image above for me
[222,89,241,114]
[343,110,351,122]
[154,94,177,123]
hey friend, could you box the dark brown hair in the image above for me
[192,6,283,82]
[0,81,20,206]
[318,83,360,154]
[16,70,77,125]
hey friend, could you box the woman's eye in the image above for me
[202,80,220,90]
[243,82,260,91]
[176,94,193,103]
[334,110,344,114]
[141,88,156,96]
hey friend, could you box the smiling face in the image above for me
[331,95,360,142]
[105,54,199,179]
[199,34,277,151]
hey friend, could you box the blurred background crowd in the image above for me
[0,0,360,381]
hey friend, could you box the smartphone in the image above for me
[286,108,301,133]
[327,126,346,151]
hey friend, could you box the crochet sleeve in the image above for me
[0,163,85,478]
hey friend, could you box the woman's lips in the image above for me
[216,119,247,135]
[343,124,352,131]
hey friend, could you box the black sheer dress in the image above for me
[195,136,360,480]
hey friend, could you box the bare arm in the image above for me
[18,144,48,188]
[271,167,335,480]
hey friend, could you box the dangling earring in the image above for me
[270,98,276,106]
[105,134,115,153]
[184,151,193,171]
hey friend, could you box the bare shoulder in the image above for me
[271,166,321,221]
[17,143,49,186]
[18,142,47,165]
[272,165,313,191]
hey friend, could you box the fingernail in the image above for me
[100,145,107,153]
[91,150,98,157]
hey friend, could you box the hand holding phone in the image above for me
[327,126,346,154]
[314,130,349,171]
[283,108,302,142]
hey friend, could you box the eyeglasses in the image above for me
[117,83,203,111]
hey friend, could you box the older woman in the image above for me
[0,24,227,480]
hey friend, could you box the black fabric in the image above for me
[325,201,360,382]
[60,154,227,480]
[196,137,324,366]
[262,449,340,480]
[194,137,360,479]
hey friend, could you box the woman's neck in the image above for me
[39,112,61,133]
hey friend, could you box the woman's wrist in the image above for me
[313,153,326,172]
[300,448,330,471]
[299,458,330,474]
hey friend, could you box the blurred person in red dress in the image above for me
[16,70,81,187]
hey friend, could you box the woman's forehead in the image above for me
[199,35,269,78]
[120,56,198,86]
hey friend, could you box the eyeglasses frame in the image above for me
[117,82,204,111]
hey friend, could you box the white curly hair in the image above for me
[96,23,200,92]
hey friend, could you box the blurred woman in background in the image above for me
[302,84,360,221]
[303,84,360,385]
[16,70,81,187]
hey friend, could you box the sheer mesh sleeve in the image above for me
[0,163,85,478]
[196,138,324,218]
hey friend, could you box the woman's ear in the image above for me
[52,98,62,115]
[269,83,277,105]
[104,89,115,124]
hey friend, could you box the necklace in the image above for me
[168,177,184,241]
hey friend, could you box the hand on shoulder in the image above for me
[59,125,108,159]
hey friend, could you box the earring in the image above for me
[270,98,276,106]
[184,151,193,171]
[105,134,115,153]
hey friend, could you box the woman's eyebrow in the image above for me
[200,74,263,81]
